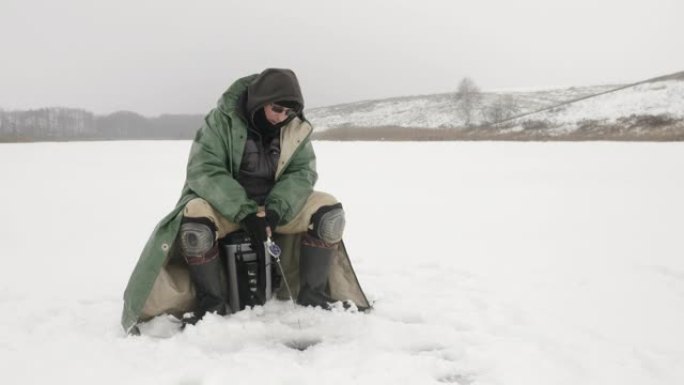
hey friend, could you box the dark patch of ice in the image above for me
[284,337,322,351]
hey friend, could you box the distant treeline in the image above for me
[2,107,683,142]
[0,108,203,142]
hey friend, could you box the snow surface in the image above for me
[2,141,684,384]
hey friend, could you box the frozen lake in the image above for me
[1,140,683,385]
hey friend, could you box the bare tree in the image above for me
[454,77,482,127]
[483,95,519,125]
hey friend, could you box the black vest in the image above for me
[237,127,280,205]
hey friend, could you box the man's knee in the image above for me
[308,203,345,244]
[179,218,216,259]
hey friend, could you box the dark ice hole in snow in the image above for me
[284,337,322,351]
[437,373,475,384]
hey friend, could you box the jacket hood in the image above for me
[216,69,305,126]
[245,68,304,118]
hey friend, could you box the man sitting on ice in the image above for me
[121,68,370,333]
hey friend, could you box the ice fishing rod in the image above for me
[265,228,296,307]
[265,229,303,331]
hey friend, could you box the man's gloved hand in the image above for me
[241,210,280,248]
[265,209,280,233]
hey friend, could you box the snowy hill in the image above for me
[499,72,684,136]
[307,84,619,130]
[2,140,684,384]
[308,71,684,141]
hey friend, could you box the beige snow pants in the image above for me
[182,191,339,238]
[140,191,339,319]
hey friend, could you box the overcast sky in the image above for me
[1,0,682,116]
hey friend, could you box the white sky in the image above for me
[1,0,682,116]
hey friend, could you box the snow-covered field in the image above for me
[2,140,684,385]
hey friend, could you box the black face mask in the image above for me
[252,108,293,138]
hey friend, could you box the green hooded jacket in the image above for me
[121,72,368,333]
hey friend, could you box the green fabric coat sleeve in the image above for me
[266,138,318,223]
[186,112,258,223]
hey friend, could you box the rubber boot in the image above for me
[184,244,229,325]
[297,244,336,310]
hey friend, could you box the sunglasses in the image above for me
[269,104,295,114]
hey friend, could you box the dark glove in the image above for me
[265,209,280,232]
[241,210,280,247]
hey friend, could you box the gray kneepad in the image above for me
[311,204,346,244]
[179,221,215,257]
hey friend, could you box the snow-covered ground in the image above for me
[2,141,684,384]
